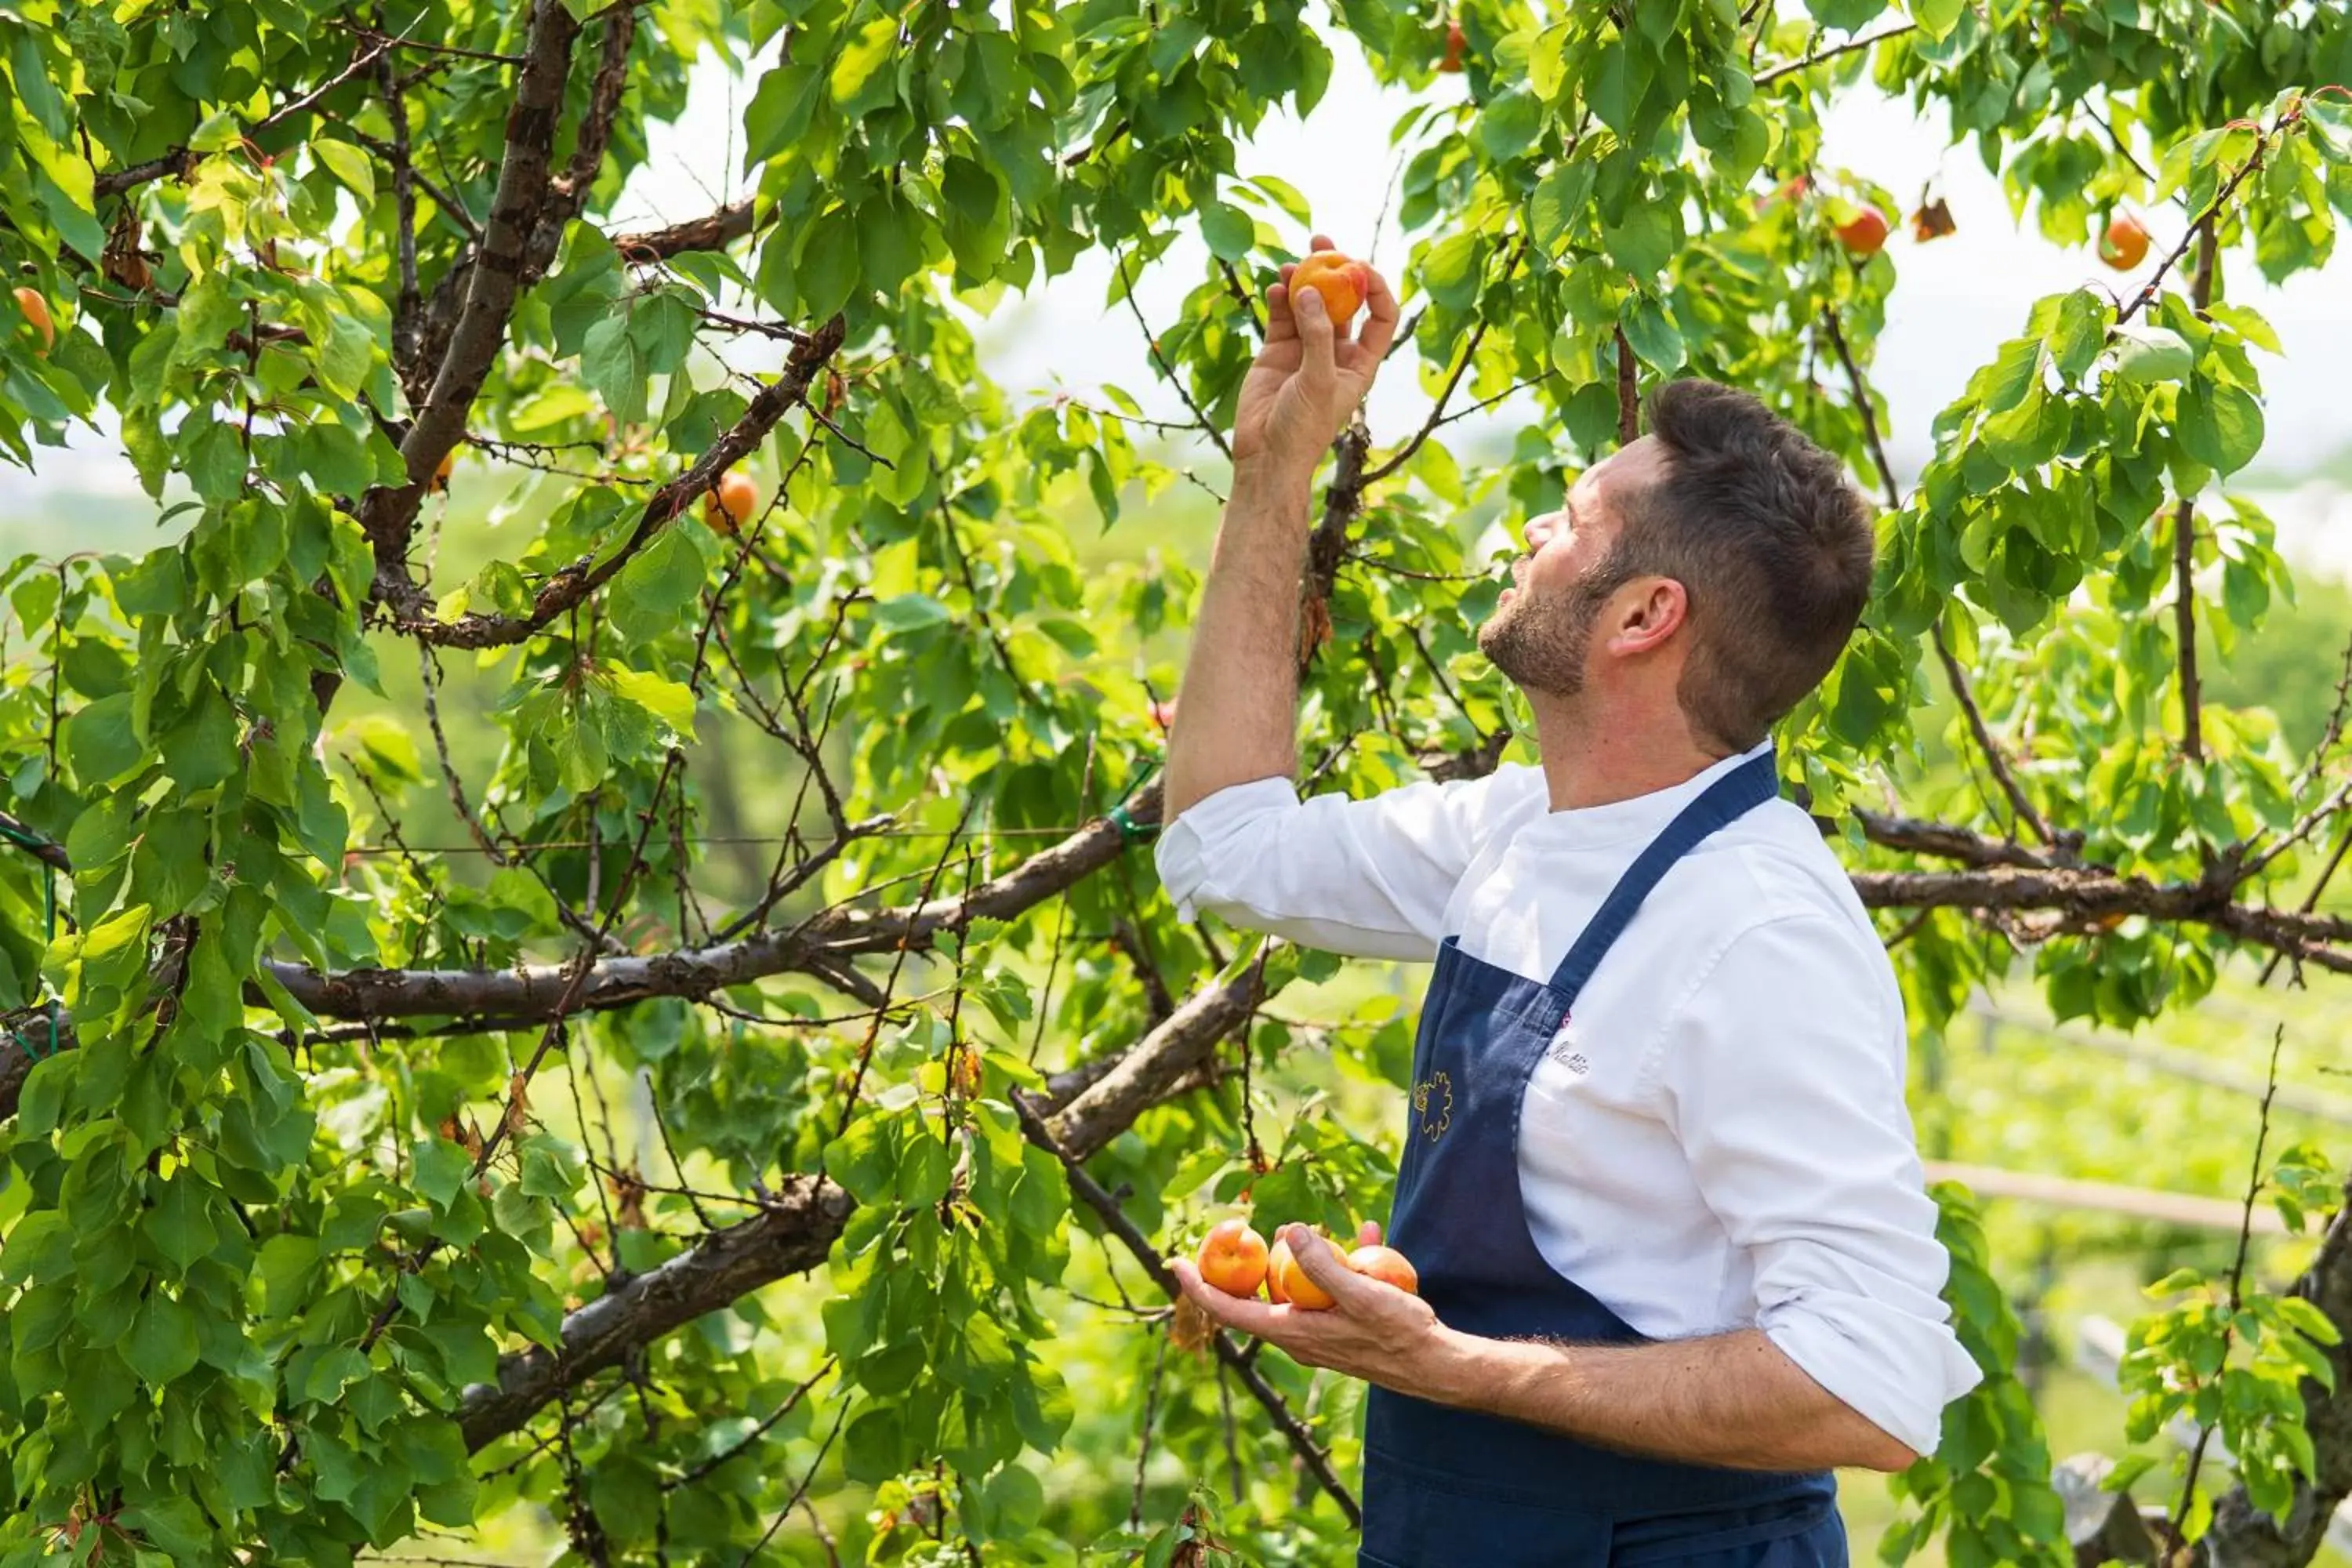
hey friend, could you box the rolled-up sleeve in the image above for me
[1653,915,1981,1456]
[1152,768,1536,961]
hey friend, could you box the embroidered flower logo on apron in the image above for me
[1410,1069,1453,1142]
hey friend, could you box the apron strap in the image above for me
[1544,748,1780,1000]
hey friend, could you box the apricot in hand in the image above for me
[1347,1244,1420,1296]
[1196,1218,1270,1298]
[1287,252,1371,330]
[1267,1230,1338,1309]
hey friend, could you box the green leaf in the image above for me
[158,685,241,791]
[583,310,649,426]
[1421,232,1482,310]
[2179,380,2264,475]
[1200,201,1254,263]
[312,138,376,203]
[143,1175,223,1273]
[606,528,707,644]
[605,665,698,740]
[1601,204,1675,280]
[2045,289,2107,383]
[64,691,142,786]
[122,1290,201,1386]
[1530,162,1596,252]
[1912,0,1965,39]
[315,314,376,403]
[873,593,953,632]
[413,1138,470,1210]
[2111,325,2194,386]
[829,16,900,111]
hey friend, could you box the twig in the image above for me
[1752,21,1917,86]
[2170,1025,2285,1540]
[1130,1330,1171,1527]
[2175,216,2220,765]
[1614,325,1639,446]
[666,1359,837,1491]
[735,1399,851,1567]
[1117,249,1233,461]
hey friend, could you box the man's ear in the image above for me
[1606,577,1688,657]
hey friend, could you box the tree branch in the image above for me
[389,315,847,648]
[1752,22,1918,87]
[611,201,757,263]
[358,0,583,615]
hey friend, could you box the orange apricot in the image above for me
[1347,1243,1420,1295]
[1196,1218,1269,1298]
[1267,1232,1337,1310]
[2099,212,2151,270]
[705,470,760,535]
[1834,205,1889,258]
[13,287,52,354]
[1287,252,1371,329]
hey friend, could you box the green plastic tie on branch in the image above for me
[1107,760,1160,846]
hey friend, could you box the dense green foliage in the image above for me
[2,0,2352,1563]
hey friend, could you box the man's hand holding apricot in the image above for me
[1171,1223,1468,1405]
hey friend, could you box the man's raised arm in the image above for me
[1162,240,1396,824]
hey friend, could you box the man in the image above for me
[1160,238,1980,1566]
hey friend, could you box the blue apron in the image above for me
[1360,750,1846,1568]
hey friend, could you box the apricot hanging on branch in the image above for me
[13,287,53,354]
[704,470,760,535]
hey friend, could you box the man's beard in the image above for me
[1477,568,1613,699]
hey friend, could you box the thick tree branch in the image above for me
[459,1173,853,1450]
[361,0,583,610]
[611,200,757,263]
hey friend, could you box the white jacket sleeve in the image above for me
[1651,914,1982,1457]
[1152,767,1540,961]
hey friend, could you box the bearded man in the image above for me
[1161,240,1978,1567]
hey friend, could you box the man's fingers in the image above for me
[1283,1225,1363,1299]
[1174,1258,1282,1334]
[1291,289,1338,397]
[1265,281,1299,346]
[1357,1220,1382,1249]
[1352,266,1402,362]
[1308,231,1334,254]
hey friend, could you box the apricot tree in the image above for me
[2,1,2352,1564]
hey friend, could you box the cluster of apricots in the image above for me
[1194,1218,1419,1310]
[1763,176,2151,274]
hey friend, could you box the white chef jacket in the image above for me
[1153,741,1981,1456]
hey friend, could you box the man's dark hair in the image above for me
[1598,379,1876,751]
